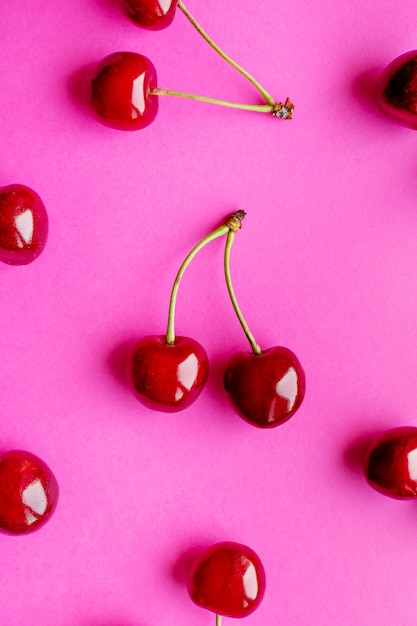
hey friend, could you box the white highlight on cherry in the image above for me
[132,73,147,116]
[22,479,48,524]
[15,209,34,245]
[276,367,298,410]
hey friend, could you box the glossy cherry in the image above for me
[188,541,266,619]
[376,50,417,129]
[128,335,209,412]
[0,184,48,265]
[222,226,305,428]
[127,212,245,412]
[224,347,306,428]
[364,426,417,499]
[0,450,59,534]
[123,0,178,30]
[89,52,158,130]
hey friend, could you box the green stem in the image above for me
[151,87,275,114]
[216,616,222,626]
[224,229,262,355]
[166,211,246,346]
[177,0,276,106]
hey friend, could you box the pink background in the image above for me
[0,0,417,624]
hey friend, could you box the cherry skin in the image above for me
[89,52,158,130]
[0,450,59,534]
[0,184,48,265]
[376,50,417,129]
[123,0,178,30]
[188,541,266,619]
[128,335,209,412]
[364,426,417,499]
[224,346,305,428]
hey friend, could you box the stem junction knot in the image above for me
[272,98,294,119]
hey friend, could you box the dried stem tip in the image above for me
[226,210,246,232]
[272,98,294,119]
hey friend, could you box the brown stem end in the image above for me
[225,210,246,232]
[272,98,294,119]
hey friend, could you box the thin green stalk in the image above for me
[177,0,276,106]
[224,229,262,355]
[166,211,246,345]
[151,87,274,113]
[216,615,222,626]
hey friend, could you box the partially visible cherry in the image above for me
[364,426,417,499]
[187,541,266,620]
[127,212,245,412]
[123,0,178,30]
[0,184,48,265]
[224,346,306,428]
[128,335,208,412]
[376,50,417,129]
[89,52,158,130]
[0,450,59,534]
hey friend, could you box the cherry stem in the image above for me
[224,229,262,356]
[151,88,293,118]
[166,211,246,346]
[177,0,276,107]
[216,616,222,626]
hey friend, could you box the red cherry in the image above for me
[0,450,59,534]
[376,50,417,129]
[0,184,48,265]
[89,52,158,130]
[128,335,209,412]
[364,426,417,499]
[123,0,178,30]
[224,346,306,428]
[188,541,266,619]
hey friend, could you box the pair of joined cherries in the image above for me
[88,0,293,130]
[0,183,48,266]
[127,211,306,428]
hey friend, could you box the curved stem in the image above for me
[216,616,222,626]
[151,88,294,118]
[166,211,246,345]
[177,0,276,106]
[224,229,262,355]
[151,87,274,113]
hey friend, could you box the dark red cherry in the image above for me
[89,52,158,130]
[123,0,178,30]
[0,184,48,265]
[188,541,266,619]
[128,335,209,412]
[224,346,305,428]
[0,450,59,534]
[364,426,417,499]
[376,50,417,129]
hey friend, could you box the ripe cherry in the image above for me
[127,212,245,412]
[222,226,305,428]
[376,50,417,129]
[89,52,158,130]
[88,48,292,131]
[187,541,266,621]
[128,335,209,412]
[224,347,306,428]
[364,426,417,499]
[0,184,48,265]
[0,450,59,534]
[123,0,178,30]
